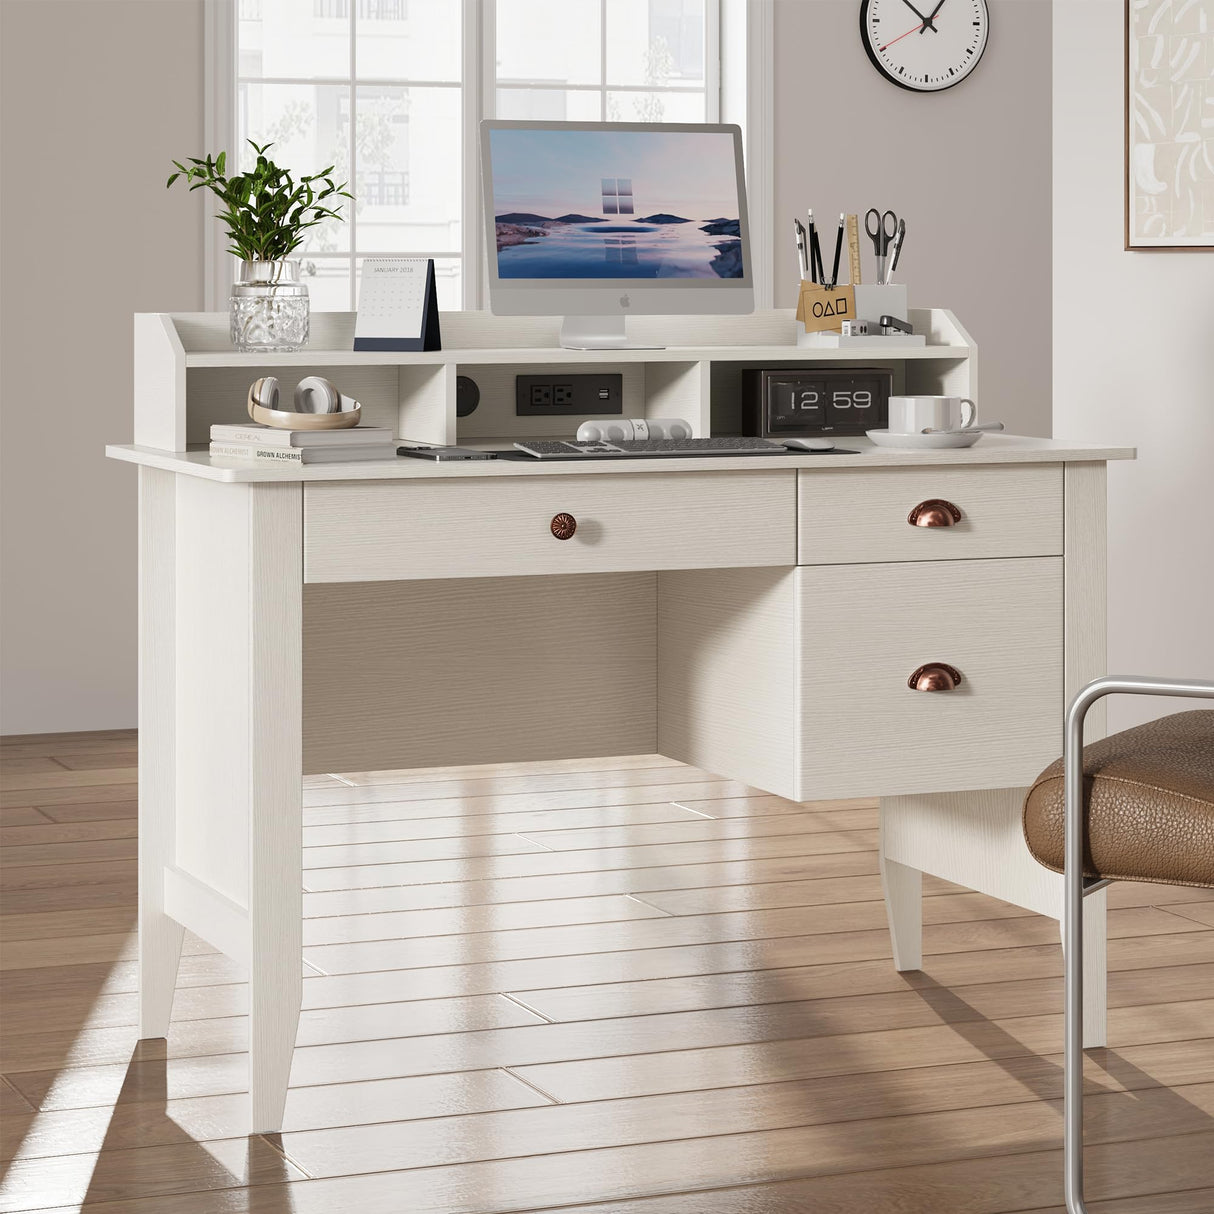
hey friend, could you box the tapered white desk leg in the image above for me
[879,803,923,971]
[247,484,303,1133]
[138,468,184,1037]
[1062,887,1108,1049]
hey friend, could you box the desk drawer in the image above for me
[797,465,1062,564]
[304,470,796,582]
[794,557,1062,799]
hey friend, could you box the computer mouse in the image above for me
[782,437,835,452]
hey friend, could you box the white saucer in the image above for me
[867,428,984,450]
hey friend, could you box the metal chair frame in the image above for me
[1063,676,1214,1213]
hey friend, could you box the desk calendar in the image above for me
[354,258,442,352]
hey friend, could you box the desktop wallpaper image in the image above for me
[489,127,745,279]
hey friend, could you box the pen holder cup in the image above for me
[795,283,910,348]
[853,284,907,327]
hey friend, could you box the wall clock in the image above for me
[859,0,989,92]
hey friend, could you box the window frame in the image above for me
[204,0,771,312]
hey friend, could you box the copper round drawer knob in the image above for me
[908,663,963,692]
[550,512,577,541]
[908,499,962,528]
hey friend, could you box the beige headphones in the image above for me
[247,376,362,430]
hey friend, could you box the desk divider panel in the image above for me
[302,572,657,774]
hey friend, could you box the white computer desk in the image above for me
[108,310,1134,1132]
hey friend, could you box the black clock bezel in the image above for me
[741,367,892,439]
[858,0,990,94]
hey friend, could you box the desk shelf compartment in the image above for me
[657,556,1063,802]
[135,308,976,454]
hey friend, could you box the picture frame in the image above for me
[1125,0,1214,251]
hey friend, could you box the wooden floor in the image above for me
[2,733,1214,1212]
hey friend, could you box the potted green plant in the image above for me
[168,141,352,352]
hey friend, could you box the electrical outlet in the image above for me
[516,373,624,417]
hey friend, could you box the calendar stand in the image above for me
[353,258,442,352]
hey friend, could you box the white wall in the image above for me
[773,0,1054,437]
[0,0,206,735]
[0,0,1056,734]
[1054,0,1214,730]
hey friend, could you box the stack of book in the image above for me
[209,424,397,464]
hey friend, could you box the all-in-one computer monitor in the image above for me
[481,121,753,349]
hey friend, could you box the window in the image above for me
[221,0,742,311]
[494,0,717,124]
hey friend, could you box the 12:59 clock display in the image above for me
[859,0,989,93]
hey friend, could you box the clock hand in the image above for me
[880,17,932,51]
[903,0,937,32]
[921,0,946,29]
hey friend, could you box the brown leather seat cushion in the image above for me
[1023,710,1214,888]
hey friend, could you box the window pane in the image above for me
[495,88,602,121]
[357,0,460,82]
[495,0,602,87]
[606,89,706,123]
[355,86,460,253]
[239,82,352,253]
[239,0,349,79]
[299,256,354,309]
[355,255,461,312]
[606,0,704,88]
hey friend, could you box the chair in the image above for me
[1022,676,1214,1214]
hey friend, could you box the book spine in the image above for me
[209,444,303,463]
[210,427,294,447]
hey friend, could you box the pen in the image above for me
[888,219,906,279]
[807,209,824,285]
[794,218,809,279]
[829,212,844,288]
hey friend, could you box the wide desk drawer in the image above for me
[797,464,1063,564]
[304,470,796,582]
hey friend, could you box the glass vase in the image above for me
[229,259,309,353]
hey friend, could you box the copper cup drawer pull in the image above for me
[908,662,963,692]
[908,499,962,528]
[550,512,577,541]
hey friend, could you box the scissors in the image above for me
[865,208,898,284]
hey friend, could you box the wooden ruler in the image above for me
[846,214,862,285]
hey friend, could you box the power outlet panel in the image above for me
[515,373,623,417]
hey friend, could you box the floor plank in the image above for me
[3,737,1212,1214]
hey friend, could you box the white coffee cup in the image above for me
[887,395,977,434]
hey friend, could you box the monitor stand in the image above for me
[559,316,664,351]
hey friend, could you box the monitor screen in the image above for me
[484,123,747,283]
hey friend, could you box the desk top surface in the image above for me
[107,434,1136,483]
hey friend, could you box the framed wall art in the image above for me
[1125,0,1214,250]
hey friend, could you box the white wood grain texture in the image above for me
[1065,462,1108,741]
[1063,461,1110,1044]
[656,567,798,800]
[796,559,1064,800]
[878,855,922,971]
[164,309,974,364]
[302,471,796,583]
[134,314,186,450]
[881,788,1062,918]
[174,477,253,907]
[452,361,645,440]
[246,481,304,1133]
[162,866,250,966]
[184,365,402,444]
[880,786,1108,1045]
[645,361,710,436]
[796,465,1062,565]
[302,574,656,774]
[107,437,1137,483]
[138,467,184,1037]
[398,361,455,446]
